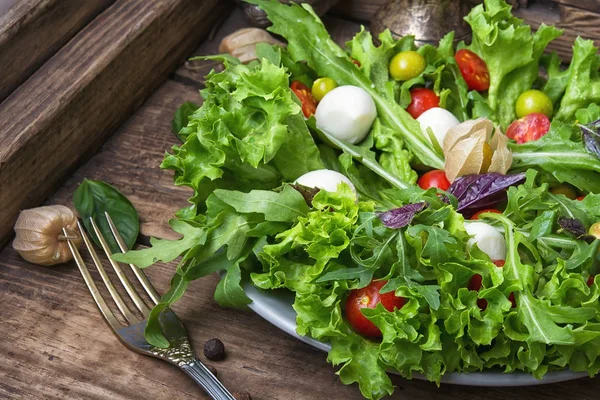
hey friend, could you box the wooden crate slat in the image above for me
[0,0,116,103]
[0,0,234,248]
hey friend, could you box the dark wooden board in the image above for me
[0,0,234,248]
[0,0,115,102]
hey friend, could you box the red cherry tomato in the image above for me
[577,195,586,201]
[418,170,450,191]
[406,88,440,119]
[345,280,405,338]
[290,80,317,118]
[471,209,502,220]
[493,260,506,267]
[506,113,551,144]
[588,275,596,286]
[455,49,490,91]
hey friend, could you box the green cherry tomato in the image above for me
[311,77,337,102]
[389,51,426,81]
[515,90,553,118]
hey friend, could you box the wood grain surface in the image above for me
[0,0,115,102]
[2,2,600,400]
[0,0,233,248]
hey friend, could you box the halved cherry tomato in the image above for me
[290,80,317,118]
[418,170,450,191]
[471,209,502,220]
[506,113,551,144]
[345,280,405,338]
[455,49,490,91]
[406,88,440,119]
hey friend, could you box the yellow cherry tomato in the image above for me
[389,51,426,81]
[311,77,337,102]
[550,184,578,200]
[590,222,600,239]
[515,90,553,118]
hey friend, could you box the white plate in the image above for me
[242,282,588,387]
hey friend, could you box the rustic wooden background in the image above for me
[2,1,600,399]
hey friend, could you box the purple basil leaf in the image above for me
[290,183,320,206]
[448,173,526,216]
[578,119,600,137]
[377,202,428,229]
[558,217,596,243]
[583,131,600,160]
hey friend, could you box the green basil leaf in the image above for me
[73,179,139,253]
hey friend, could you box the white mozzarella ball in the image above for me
[315,85,377,144]
[294,169,356,194]
[416,107,460,147]
[464,221,507,261]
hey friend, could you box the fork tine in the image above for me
[64,227,123,331]
[77,221,141,324]
[105,212,161,305]
[89,217,152,315]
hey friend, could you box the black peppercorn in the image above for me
[232,391,252,400]
[203,338,226,361]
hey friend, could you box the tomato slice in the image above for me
[290,80,317,118]
[455,49,490,92]
[506,113,551,144]
[345,280,405,338]
[470,209,502,220]
[406,88,440,119]
[418,170,450,191]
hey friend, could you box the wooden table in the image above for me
[2,2,600,399]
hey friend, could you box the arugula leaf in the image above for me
[112,219,206,268]
[213,185,310,222]
[73,179,139,253]
[509,120,600,193]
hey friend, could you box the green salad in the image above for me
[113,0,600,398]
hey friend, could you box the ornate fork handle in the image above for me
[150,339,235,400]
[182,358,237,400]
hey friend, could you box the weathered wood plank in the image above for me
[0,0,234,248]
[0,0,115,102]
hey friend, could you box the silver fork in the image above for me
[64,212,236,400]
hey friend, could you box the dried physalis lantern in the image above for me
[443,118,513,182]
[12,205,81,266]
[219,28,285,63]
